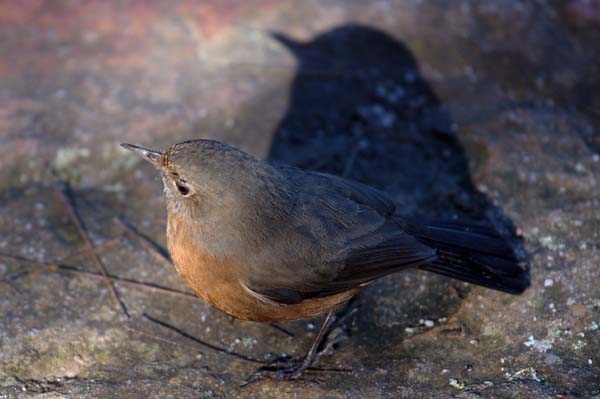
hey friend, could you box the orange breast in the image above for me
[166,213,358,322]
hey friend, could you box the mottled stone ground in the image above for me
[0,1,598,398]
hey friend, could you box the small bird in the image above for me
[121,139,529,380]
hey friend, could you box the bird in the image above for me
[121,139,529,380]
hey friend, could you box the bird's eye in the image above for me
[176,181,190,196]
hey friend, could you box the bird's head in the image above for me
[121,139,267,219]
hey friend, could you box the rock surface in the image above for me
[0,1,598,398]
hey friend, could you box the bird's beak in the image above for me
[120,143,162,167]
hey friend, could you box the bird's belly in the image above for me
[166,219,357,322]
[169,245,357,322]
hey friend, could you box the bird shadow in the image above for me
[267,25,526,348]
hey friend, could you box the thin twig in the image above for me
[268,323,295,338]
[56,236,123,263]
[0,236,121,270]
[124,325,204,353]
[112,217,172,268]
[0,236,122,282]
[143,313,267,365]
[0,236,119,283]
[59,266,196,298]
[54,182,129,318]
[0,253,196,299]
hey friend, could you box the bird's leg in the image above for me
[246,310,338,382]
[291,310,337,376]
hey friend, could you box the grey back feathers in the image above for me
[159,139,528,304]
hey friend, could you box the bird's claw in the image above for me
[241,311,352,386]
[242,358,306,386]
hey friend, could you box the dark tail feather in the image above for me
[407,221,530,294]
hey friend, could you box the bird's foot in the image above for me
[242,327,349,386]
[249,359,307,383]
[241,357,308,386]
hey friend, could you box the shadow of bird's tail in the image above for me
[407,221,530,294]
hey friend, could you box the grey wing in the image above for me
[245,168,435,304]
[308,171,397,217]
